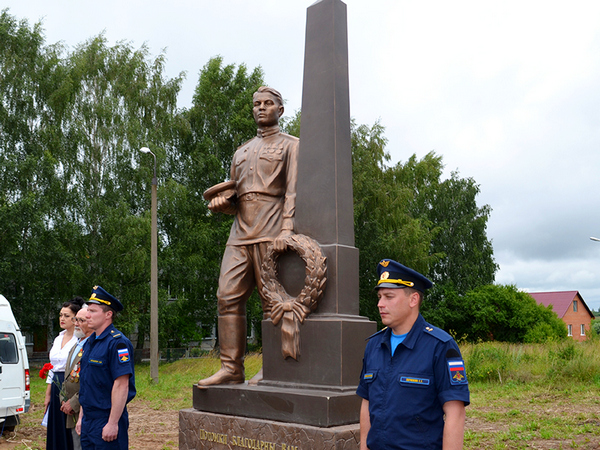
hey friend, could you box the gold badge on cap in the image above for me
[380,271,390,280]
[380,261,390,267]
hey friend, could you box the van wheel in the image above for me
[2,414,19,434]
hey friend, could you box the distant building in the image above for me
[529,291,595,342]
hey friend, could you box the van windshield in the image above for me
[0,333,19,364]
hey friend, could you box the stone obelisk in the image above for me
[261,0,376,390]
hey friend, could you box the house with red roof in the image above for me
[528,291,595,341]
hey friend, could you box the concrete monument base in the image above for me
[192,383,361,428]
[179,409,360,450]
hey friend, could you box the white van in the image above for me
[0,295,30,432]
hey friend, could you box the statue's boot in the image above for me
[198,315,246,386]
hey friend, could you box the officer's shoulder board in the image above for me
[423,324,452,342]
[365,327,387,341]
[110,329,122,339]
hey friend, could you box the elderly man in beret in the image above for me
[357,260,470,450]
[76,286,136,450]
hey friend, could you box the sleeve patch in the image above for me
[448,359,468,385]
[117,347,130,363]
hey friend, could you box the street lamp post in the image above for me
[140,147,159,383]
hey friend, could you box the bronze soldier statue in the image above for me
[199,86,298,386]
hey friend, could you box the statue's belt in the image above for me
[238,192,282,202]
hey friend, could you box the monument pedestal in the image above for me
[179,409,360,450]
[188,313,373,447]
[262,314,374,390]
[188,313,372,448]
[192,383,360,427]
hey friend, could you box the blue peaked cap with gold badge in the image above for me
[374,259,433,293]
[88,285,124,312]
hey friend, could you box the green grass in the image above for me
[466,381,600,448]
[134,353,262,410]
[462,340,600,448]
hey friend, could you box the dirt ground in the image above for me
[2,399,600,449]
[0,400,179,450]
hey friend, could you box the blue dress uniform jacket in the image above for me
[79,324,136,449]
[356,315,470,450]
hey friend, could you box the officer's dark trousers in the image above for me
[81,410,129,450]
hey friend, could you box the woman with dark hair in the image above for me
[44,296,84,450]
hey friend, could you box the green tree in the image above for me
[423,172,497,315]
[351,122,440,323]
[591,318,600,337]
[430,173,496,292]
[53,34,184,338]
[0,10,77,331]
[280,109,301,137]
[392,152,497,323]
[0,12,185,341]
[438,284,566,343]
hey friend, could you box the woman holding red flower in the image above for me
[44,297,83,450]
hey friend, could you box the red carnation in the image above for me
[39,362,53,379]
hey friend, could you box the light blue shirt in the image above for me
[390,331,408,355]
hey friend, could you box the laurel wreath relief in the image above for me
[260,234,327,360]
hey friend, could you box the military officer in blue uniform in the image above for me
[76,286,136,450]
[357,260,470,450]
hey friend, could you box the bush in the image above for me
[428,284,567,343]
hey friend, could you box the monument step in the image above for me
[193,382,362,427]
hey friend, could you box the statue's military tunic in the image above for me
[356,315,470,450]
[79,324,136,450]
[218,124,298,315]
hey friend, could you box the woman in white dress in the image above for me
[44,297,84,450]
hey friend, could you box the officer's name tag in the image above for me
[400,376,430,386]
[89,359,103,365]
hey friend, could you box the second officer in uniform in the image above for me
[76,286,136,450]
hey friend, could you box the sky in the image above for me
[5,1,600,310]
